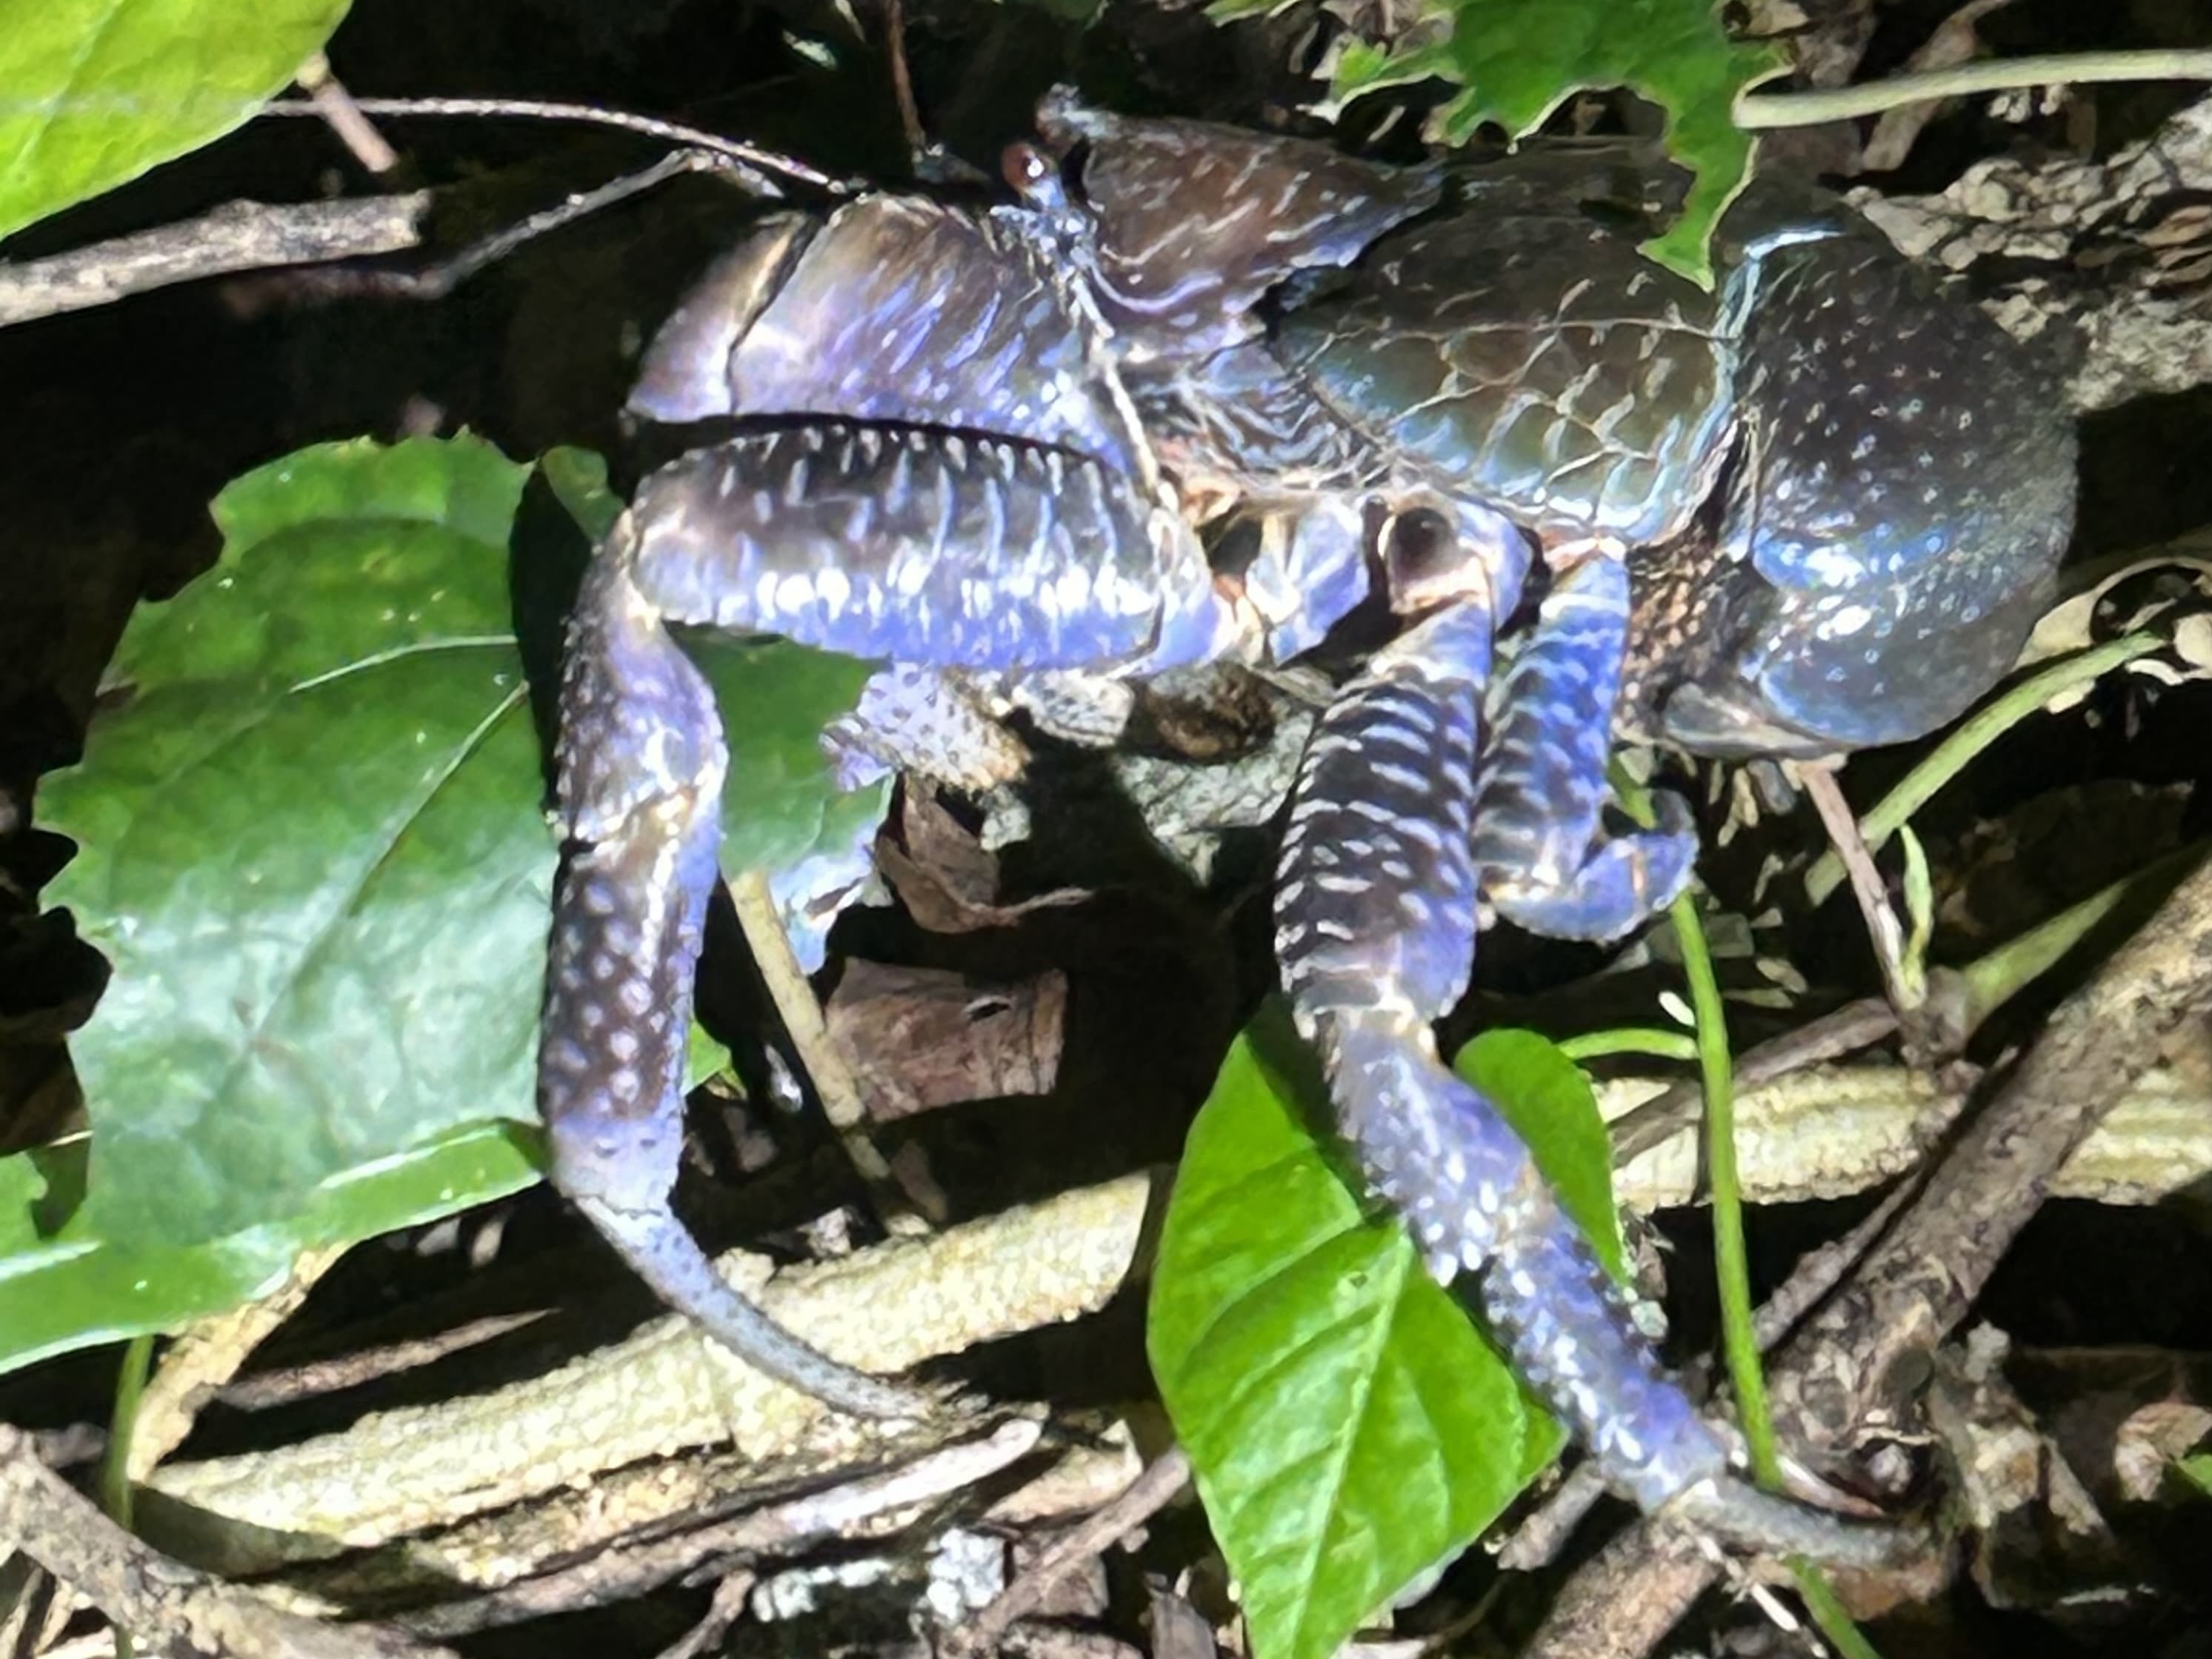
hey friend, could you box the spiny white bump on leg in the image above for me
[608,1029,640,1063]
[618,978,654,1018]
[590,952,619,984]
[610,1068,642,1105]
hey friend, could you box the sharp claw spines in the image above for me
[623,421,1217,677]
[581,1196,933,1421]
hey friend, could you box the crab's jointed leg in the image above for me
[1274,561,1907,1566]
[544,420,1233,1416]
[1472,555,1698,941]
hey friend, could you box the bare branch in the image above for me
[0,193,430,327]
[1737,47,2212,129]
[0,1426,455,1659]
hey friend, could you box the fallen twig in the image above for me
[950,1445,1193,1655]
[0,1426,453,1659]
[0,193,432,327]
[145,1173,1156,1553]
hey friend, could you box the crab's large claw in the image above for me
[546,185,1245,1410]
[1635,229,2076,760]
[1275,559,1908,1566]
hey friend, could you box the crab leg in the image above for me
[1274,586,1905,1565]
[545,421,1233,1416]
[1472,555,1698,941]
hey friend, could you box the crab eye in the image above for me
[1382,507,1470,612]
[1002,141,1054,196]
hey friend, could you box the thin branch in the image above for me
[297,54,399,174]
[950,1446,1193,1655]
[1802,766,1919,1024]
[1736,48,2212,128]
[259,96,858,194]
[0,192,431,327]
[727,869,924,1235]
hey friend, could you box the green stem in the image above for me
[1736,50,2212,129]
[1557,1027,1701,1064]
[1805,634,2159,907]
[101,1332,156,1659]
[1666,889,1779,1483]
[99,1334,153,1529]
[1792,1561,1889,1659]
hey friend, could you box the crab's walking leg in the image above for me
[1274,592,1907,1566]
[545,421,1232,1417]
[1472,555,1697,941]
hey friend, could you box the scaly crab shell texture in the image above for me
[537,91,2075,1565]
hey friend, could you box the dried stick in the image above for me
[0,1427,453,1659]
[146,1174,1155,1551]
[950,1446,1193,1654]
[297,54,399,174]
[382,1420,1045,1638]
[0,193,431,327]
[727,869,921,1230]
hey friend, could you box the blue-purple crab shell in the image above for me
[536,90,2076,1563]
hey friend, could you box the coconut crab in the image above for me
[537,92,2075,1563]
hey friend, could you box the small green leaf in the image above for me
[2179,1453,2212,1499]
[1150,1009,1625,1659]
[0,1122,539,1374]
[0,0,354,242]
[1325,0,1785,284]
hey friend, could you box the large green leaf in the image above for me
[0,0,353,243]
[1150,1011,1625,1659]
[1242,0,1785,284]
[29,436,890,1370]
[41,435,545,1248]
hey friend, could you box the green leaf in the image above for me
[2179,1453,2212,1499]
[41,435,544,1247]
[0,0,354,242]
[1325,0,1785,284]
[1150,1009,1625,1659]
[24,435,893,1369]
[0,1122,539,1373]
